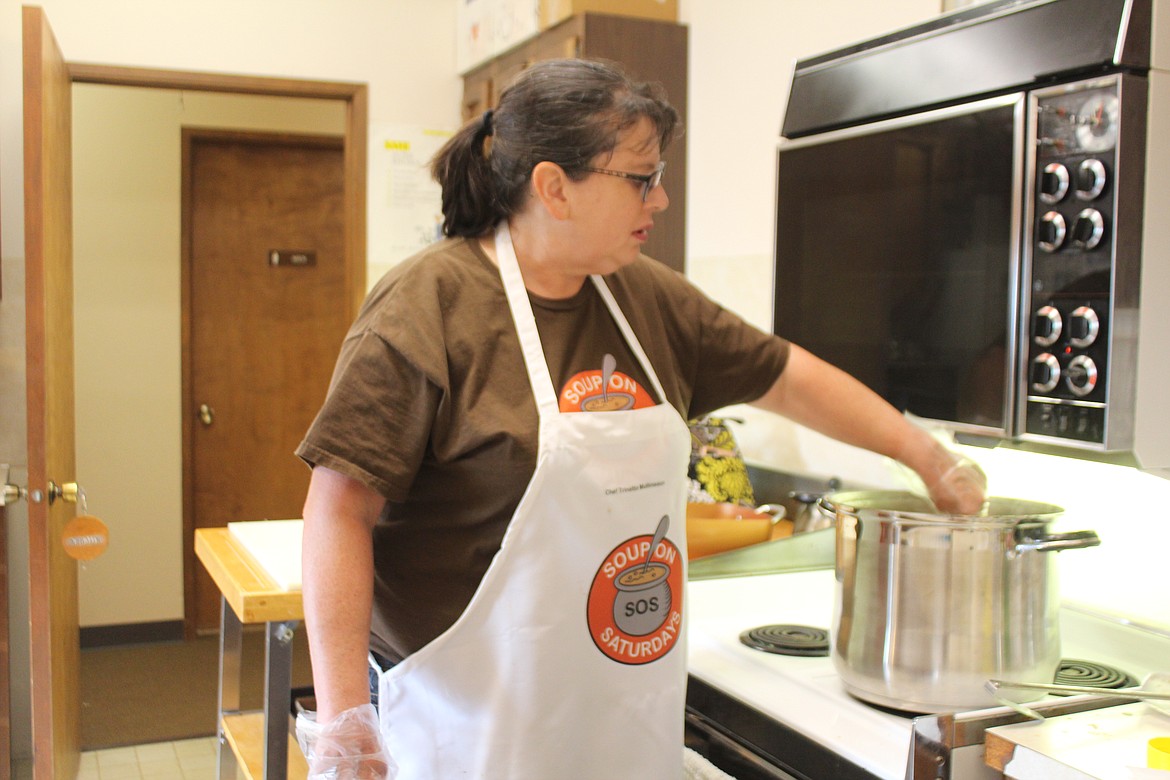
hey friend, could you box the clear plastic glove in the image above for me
[925,452,988,515]
[893,433,988,515]
[296,703,396,780]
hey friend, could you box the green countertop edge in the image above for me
[687,526,836,580]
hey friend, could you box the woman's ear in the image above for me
[530,161,572,220]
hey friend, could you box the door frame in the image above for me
[65,64,368,640]
[65,67,367,644]
[26,27,367,766]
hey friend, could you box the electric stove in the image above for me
[686,569,1170,779]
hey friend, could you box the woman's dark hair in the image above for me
[431,58,681,238]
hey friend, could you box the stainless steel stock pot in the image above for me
[821,490,1100,712]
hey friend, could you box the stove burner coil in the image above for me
[1054,659,1137,692]
[739,624,830,657]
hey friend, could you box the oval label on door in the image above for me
[62,514,109,560]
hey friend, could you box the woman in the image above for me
[297,58,984,779]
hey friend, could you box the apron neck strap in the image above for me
[495,222,560,415]
[587,275,669,404]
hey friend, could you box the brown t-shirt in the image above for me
[296,237,789,662]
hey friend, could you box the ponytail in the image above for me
[431,111,500,238]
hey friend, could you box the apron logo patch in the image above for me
[559,353,656,412]
[586,519,684,665]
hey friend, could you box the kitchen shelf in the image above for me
[223,713,308,780]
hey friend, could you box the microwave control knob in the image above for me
[1039,162,1070,204]
[1030,353,1061,393]
[1070,208,1106,250]
[1065,355,1098,397]
[1075,159,1107,200]
[1067,305,1100,347]
[1033,305,1063,346]
[1038,211,1067,252]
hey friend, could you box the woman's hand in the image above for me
[297,703,395,780]
[911,439,988,515]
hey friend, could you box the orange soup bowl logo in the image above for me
[586,533,683,665]
[559,370,654,413]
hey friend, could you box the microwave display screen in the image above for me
[773,103,1017,433]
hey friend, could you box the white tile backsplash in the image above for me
[686,253,774,333]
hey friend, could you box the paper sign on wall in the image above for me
[367,124,454,288]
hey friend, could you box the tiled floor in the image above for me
[76,737,244,780]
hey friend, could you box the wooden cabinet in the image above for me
[461,13,688,271]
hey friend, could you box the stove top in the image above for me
[686,569,1170,780]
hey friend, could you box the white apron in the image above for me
[374,222,692,779]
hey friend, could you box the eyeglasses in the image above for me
[581,161,666,202]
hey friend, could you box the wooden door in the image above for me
[22,6,81,779]
[185,131,349,632]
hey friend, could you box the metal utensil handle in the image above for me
[754,504,787,525]
[988,679,1170,701]
[1014,530,1100,553]
[814,495,839,517]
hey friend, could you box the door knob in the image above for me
[1,467,82,506]
[199,404,214,426]
[47,481,80,506]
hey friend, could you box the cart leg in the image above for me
[262,620,297,778]
[216,598,242,779]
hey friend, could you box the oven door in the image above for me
[686,677,883,780]
[685,709,801,780]
[772,93,1026,440]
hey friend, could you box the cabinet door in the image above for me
[492,46,531,102]
[578,15,688,270]
[529,18,582,61]
[463,67,492,122]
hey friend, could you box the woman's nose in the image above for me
[646,182,669,211]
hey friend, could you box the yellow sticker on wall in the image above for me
[62,515,109,560]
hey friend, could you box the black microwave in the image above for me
[772,0,1169,468]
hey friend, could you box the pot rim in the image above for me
[822,489,1064,526]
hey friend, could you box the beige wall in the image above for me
[72,86,346,627]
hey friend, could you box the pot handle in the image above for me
[1014,530,1101,554]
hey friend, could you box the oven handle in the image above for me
[684,710,802,780]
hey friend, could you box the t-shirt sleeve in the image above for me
[296,328,440,502]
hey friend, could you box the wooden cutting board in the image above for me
[227,519,304,591]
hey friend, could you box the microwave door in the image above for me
[773,94,1025,440]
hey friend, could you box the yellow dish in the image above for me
[686,503,791,560]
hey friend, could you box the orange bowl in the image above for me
[686,503,790,560]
